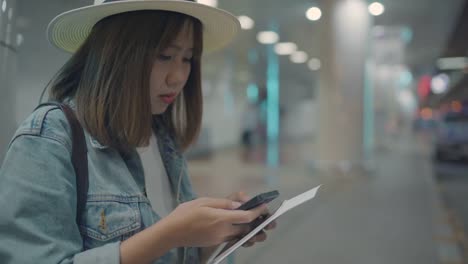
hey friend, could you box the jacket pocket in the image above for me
[79,195,143,249]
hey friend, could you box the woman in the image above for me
[0,0,275,263]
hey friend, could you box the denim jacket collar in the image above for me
[63,99,109,150]
[89,137,108,149]
[64,98,195,203]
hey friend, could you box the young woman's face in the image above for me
[150,23,194,115]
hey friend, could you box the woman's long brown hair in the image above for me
[49,10,203,152]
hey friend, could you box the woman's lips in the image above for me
[159,93,177,104]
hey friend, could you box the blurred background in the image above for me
[2,0,468,263]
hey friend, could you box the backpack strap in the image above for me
[34,102,88,225]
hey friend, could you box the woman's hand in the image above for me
[227,191,277,247]
[120,197,266,264]
[164,197,268,248]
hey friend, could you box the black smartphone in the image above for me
[236,190,279,211]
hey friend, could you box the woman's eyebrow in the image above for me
[167,44,194,52]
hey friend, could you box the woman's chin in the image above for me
[151,105,168,115]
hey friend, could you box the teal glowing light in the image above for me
[399,70,413,88]
[266,24,280,167]
[401,27,413,44]
[267,42,279,143]
[247,83,259,103]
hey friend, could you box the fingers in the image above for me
[195,197,241,210]
[265,220,277,230]
[227,226,267,246]
[236,191,251,203]
[225,215,270,242]
[255,204,270,216]
[226,222,271,248]
[224,224,251,241]
[256,231,267,242]
[242,241,255,247]
[242,232,267,247]
[221,204,268,224]
[251,231,267,243]
[231,224,251,235]
[227,191,251,203]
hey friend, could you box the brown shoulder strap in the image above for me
[35,102,88,225]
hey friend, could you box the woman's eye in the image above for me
[183,57,193,63]
[158,54,172,61]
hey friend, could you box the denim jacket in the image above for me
[0,104,201,263]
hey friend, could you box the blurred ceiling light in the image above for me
[290,51,308,64]
[197,0,217,7]
[431,73,450,94]
[368,2,384,16]
[306,7,322,21]
[2,0,6,13]
[437,57,467,70]
[398,90,415,109]
[308,58,321,71]
[238,16,254,30]
[274,42,297,55]
[257,31,279,44]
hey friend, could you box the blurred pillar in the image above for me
[317,0,372,168]
[0,0,18,162]
[266,24,280,168]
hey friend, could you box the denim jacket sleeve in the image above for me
[0,106,120,264]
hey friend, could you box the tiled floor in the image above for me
[187,136,448,264]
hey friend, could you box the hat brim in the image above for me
[47,0,240,53]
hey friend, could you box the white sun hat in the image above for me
[47,0,241,53]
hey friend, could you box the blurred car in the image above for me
[433,111,468,162]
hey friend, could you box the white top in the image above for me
[138,133,184,263]
[137,133,175,217]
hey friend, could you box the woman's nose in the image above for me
[166,63,188,88]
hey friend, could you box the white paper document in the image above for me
[208,185,321,264]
